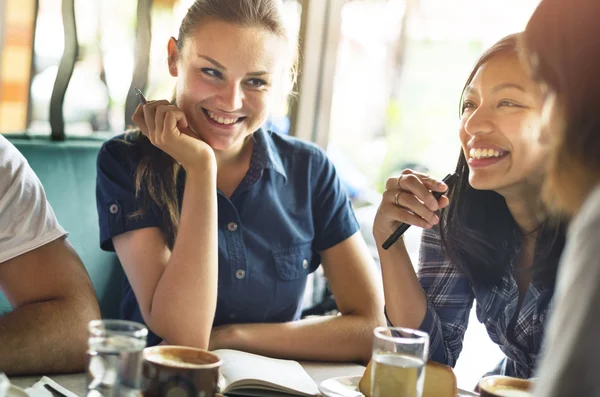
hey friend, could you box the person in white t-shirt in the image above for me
[0,135,100,375]
[523,0,600,395]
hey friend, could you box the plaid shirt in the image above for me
[412,227,554,378]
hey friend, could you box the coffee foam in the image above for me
[145,352,208,368]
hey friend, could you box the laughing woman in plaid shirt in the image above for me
[372,33,567,379]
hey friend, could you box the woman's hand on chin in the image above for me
[132,99,216,172]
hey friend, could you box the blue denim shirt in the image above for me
[96,128,359,346]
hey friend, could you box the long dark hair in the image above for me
[127,0,297,248]
[439,33,566,289]
[523,0,600,215]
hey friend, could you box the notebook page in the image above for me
[214,349,320,396]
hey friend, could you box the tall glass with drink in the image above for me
[371,326,429,397]
[86,320,148,397]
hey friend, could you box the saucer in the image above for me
[319,375,481,397]
[318,375,364,397]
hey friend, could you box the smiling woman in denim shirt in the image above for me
[372,33,567,379]
[95,0,384,362]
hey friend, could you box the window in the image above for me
[0,0,37,133]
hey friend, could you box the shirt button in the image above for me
[109,204,119,214]
[229,313,236,319]
[235,269,246,279]
[227,222,238,232]
[302,259,309,269]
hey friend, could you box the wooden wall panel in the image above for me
[0,0,37,133]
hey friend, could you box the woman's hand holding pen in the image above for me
[372,169,450,248]
[132,99,216,173]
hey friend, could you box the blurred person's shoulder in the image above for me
[570,184,600,239]
[558,184,600,291]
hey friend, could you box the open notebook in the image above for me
[213,349,321,397]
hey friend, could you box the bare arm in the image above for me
[0,237,100,375]
[373,171,449,329]
[112,101,219,349]
[113,164,218,349]
[209,232,385,363]
[377,238,428,329]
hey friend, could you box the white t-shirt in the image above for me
[0,135,66,263]
[533,184,600,397]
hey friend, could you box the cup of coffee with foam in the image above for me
[478,375,533,397]
[142,345,222,397]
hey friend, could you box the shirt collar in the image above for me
[252,128,287,180]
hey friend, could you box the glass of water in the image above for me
[371,326,429,397]
[86,320,148,397]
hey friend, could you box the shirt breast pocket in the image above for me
[270,242,314,321]
[272,242,314,280]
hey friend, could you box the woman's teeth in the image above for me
[469,148,505,159]
[207,110,239,125]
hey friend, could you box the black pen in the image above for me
[134,86,147,105]
[381,172,460,250]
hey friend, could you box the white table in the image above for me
[10,361,366,396]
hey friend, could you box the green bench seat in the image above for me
[0,135,123,319]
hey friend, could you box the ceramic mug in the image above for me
[142,345,222,397]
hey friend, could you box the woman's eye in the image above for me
[201,68,223,78]
[461,101,476,113]
[246,78,268,88]
[498,100,521,108]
